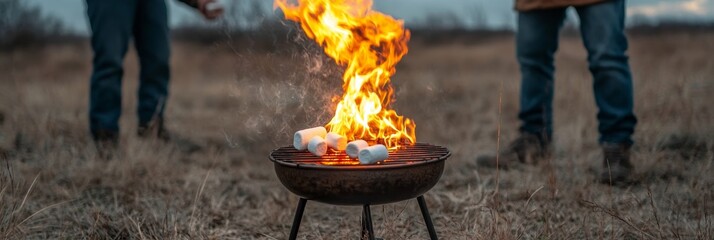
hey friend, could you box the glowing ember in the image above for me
[320,160,361,166]
[275,0,416,151]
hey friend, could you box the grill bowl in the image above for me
[270,143,450,205]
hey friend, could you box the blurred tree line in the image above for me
[2,0,714,52]
[0,0,78,51]
[172,0,300,52]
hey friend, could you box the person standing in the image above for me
[86,0,223,154]
[478,0,637,184]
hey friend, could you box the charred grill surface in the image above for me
[270,143,450,205]
[271,143,449,168]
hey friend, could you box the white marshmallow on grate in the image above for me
[307,136,327,156]
[206,2,223,12]
[293,127,327,150]
[358,144,389,164]
[346,140,369,158]
[325,132,347,151]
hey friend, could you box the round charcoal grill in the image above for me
[270,143,450,240]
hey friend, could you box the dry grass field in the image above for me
[0,31,713,239]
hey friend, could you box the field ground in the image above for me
[1,32,713,239]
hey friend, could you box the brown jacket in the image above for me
[515,0,608,11]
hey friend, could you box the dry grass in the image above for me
[0,31,713,239]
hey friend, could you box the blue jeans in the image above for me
[516,0,637,145]
[87,0,170,138]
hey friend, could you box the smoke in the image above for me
[222,23,344,147]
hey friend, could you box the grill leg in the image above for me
[289,198,308,240]
[417,195,438,240]
[361,204,375,240]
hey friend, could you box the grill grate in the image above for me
[271,143,449,166]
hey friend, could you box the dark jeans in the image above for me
[87,0,170,138]
[516,0,637,145]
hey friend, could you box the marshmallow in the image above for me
[293,127,327,150]
[346,140,369,158]
[359,144,389,164]
[325,133,347,151]
[206,1,224,11]
[308,136,327,156]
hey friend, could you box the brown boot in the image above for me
[599,142,634,185]
[476,132,550,169]
[93,129,118,159]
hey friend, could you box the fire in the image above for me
[275,0,416,150]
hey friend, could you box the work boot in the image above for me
[138,120,170,142]
[476,132,550,169]
[93,129,118,159]
[138,120,202,154]
[599,142,634,185]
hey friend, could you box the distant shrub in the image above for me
[628,18,714,34]
[172,18,301,52]
[172,0,302,52]
[0,0,71,51]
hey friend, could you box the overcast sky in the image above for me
[25,0,714,34]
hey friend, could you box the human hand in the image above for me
[198,0,224,20]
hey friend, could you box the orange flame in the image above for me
[275,0,416,149]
